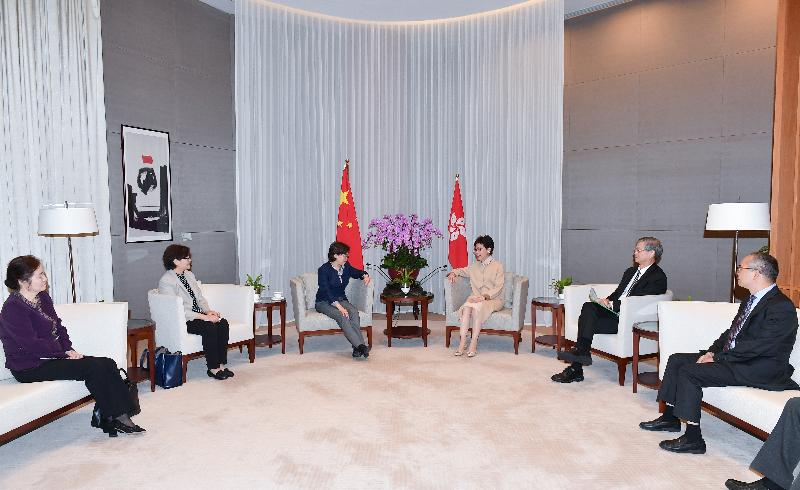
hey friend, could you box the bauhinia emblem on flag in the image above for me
[448,174,468,269]
[336,160,364,270]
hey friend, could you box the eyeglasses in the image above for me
[735,266,758,272]
[633,248,648,254]
[182,257,192,260]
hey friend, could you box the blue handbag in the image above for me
[155,349,183,389]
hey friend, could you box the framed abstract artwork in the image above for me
[121,125,173,243]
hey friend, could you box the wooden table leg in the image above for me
[267,305,274,349]
[280,302,286,354]
[555,306,563,352]
[129,336,138,369]
[531,303,537,353]
[386,301,393,347]
[147,330,156,392]
[632,329,640,393]
[422,301,428,347]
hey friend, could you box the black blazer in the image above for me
[607,264,668,312]
[709,286,799,391]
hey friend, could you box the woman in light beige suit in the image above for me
[446,235,505,357]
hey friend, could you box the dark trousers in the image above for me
[657,352,741,423]
[751,397,800,490]
[186,318,230,369]
[12,356,132,418]
[576,302,619,352]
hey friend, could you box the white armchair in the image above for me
[658,301,800,436]
[289,272,374,354]
[147,284,255,381]
[563,284,673,385]
[444,273,529,354]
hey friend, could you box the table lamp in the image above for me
[705,203,770,302]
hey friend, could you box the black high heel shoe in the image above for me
[207,369,227,380]
[108,418,145,434]
[222,368,234,378]
[98,418,118,438]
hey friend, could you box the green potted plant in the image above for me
[550,276,573,299]
[245,274,266,301]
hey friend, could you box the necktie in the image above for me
[625,270,642,297]
[724,295,756,351]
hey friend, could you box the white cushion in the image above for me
[0,380,89,436]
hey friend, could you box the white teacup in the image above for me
[272,291,284,299]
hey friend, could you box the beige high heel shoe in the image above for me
[454,341,467,356]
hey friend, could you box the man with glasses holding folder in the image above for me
[551,237,668,383]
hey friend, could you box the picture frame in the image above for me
[121,125,173,243]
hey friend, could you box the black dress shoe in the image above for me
[557,347,592,366]
[659,434,706,454]
[352,347,363,358]
[551,365,584,383]
[222,368,234,378]
[725,478,771,490]
[109,419,146,434]
[639,415,681,432]
[207,369,228,380]
[358,344,370,358]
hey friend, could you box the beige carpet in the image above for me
[0,314,765,489]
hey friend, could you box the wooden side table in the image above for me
[531,297,565,353]
[254,298,287,354]
[380,293,434,347]
[127,319,156,392]
[632,321,660,393]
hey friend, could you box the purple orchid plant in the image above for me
[362,213,443,271]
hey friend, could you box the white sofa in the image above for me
[148,284,255,381]
[658,301,800,438]
[563,284,673,385]
[0,301,128,444]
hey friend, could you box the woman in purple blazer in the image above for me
[0,255,145,436]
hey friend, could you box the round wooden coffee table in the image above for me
[530,297,565,353]
[254,298,287,354]
[380,292,434,347]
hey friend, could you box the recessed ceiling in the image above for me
[197,0,624,20]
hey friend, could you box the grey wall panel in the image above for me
[638,58,724,143]
[563,147,638,230]
[564,0,777,303]
[635,139,723,230]
[723,0,779,55]
[103,45,177,135]
[102,0,236,317]
[638,0,724,72]
[720,133,774,203]
[566,74,639,151]
[174,70,235,149]
[100,0,178,65]
[565,1,641,84]
[722,49,777,136]
[169,144,236,232]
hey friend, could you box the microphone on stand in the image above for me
[365,263,392,282]
[417,264,449,287]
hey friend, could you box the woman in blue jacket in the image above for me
[315,241,372,358]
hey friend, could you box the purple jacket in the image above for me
[0,292,73,372]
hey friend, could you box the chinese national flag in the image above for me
[448,175,468,268]
[336,162,364,270]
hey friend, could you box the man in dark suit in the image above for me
[552,236,668,383]
[640,252,799,454]
[726,397,800,490]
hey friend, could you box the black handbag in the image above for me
[155,349,183,389]
[90,368,141,427]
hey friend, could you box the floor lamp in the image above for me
[705,203,770,303]
[38,203,99,303]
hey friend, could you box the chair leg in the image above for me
[445,326,452,348]
[513,333,519,355]
[182,355,189,384]
[248,339,255,363]
[617,360,627,386]
[238,345,243,353]
[299,333,305,354]
[366,326,373,347]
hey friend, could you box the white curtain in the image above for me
[236,0,563,317]
[0,0,113,303]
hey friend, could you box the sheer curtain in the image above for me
[236,0,563,316]
[0,0,112,303]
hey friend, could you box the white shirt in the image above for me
[621,264,651,297]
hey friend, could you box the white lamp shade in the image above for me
[705,203,770,231]
[38,206,99,235]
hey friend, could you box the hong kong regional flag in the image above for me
[335,161,364,270]
[448,175,468,268]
